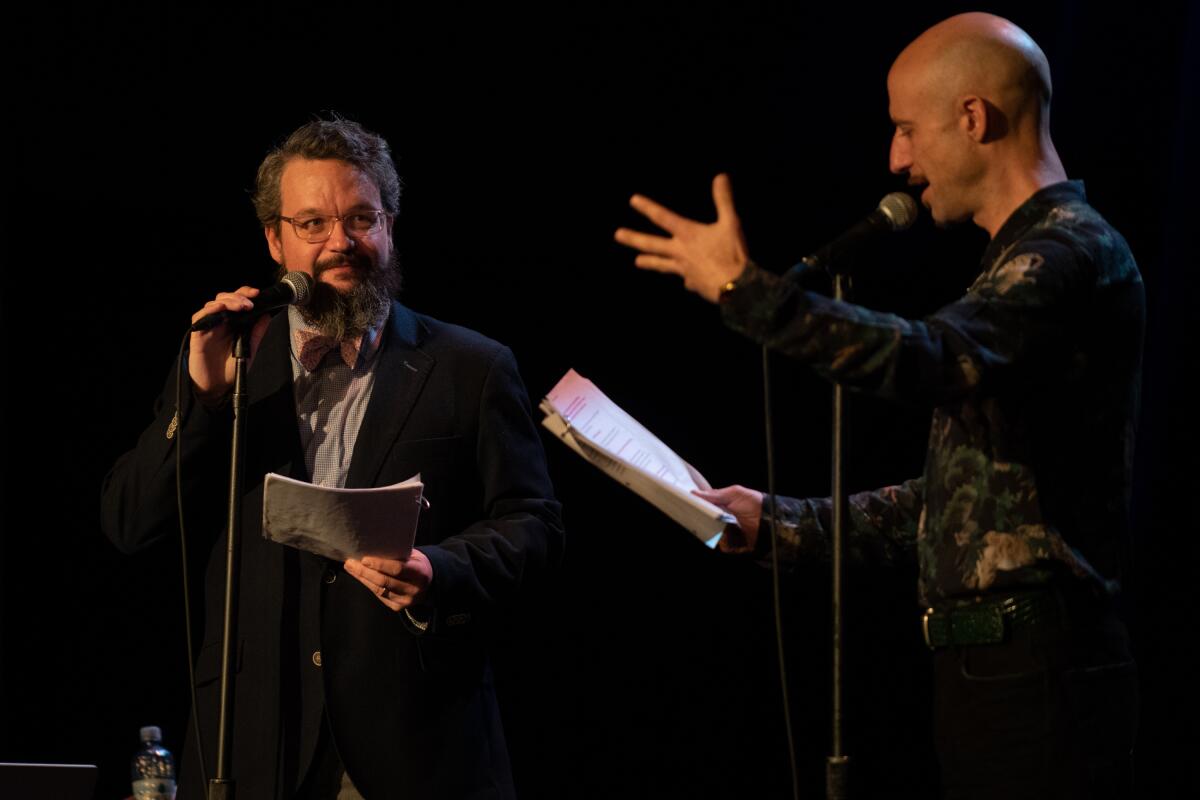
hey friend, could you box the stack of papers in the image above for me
[262,473,425,561]
[540,369,733,548]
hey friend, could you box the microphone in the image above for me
[794,192,918,278]
[190,271,314,332]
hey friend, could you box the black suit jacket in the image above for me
[102,301,564,799]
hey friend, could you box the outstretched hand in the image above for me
[614,173,751,302]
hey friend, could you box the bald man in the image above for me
[616,13,1141,798]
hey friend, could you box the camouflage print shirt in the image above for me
[720,182,1144,605]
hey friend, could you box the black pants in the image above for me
[932,590,1138,799]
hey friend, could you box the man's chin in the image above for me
[921,189,973,228]
[921,191,949,226]
[917,185,932,210]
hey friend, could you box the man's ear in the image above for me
[961,95,1007,143]
[265,225,284,264]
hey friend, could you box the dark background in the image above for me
[4,1,1196,797]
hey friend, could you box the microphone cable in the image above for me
[743,192,915,799]
[762,343,800,800]
[169,272,311,790]
[174,328,210,790]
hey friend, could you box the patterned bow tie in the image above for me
[293,328,363,372]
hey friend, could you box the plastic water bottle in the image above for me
[131,725,177,800]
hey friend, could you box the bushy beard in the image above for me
[283,252,400,340]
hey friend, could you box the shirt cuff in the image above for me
[718,262,794,343]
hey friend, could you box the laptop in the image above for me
[0,762,99,799]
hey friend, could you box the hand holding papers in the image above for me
[540,369,734,547]
[262,473,425,562]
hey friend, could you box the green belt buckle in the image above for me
[923,604,1007,648]
[950,605,1005,644]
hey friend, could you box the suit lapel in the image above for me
[249,310,294,403]
[346,301,434,488]
[248,310,307,480]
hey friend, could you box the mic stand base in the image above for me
[826,755,850,800]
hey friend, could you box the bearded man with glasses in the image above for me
[102,117,564,800]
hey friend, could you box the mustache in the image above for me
[314,254,372,276]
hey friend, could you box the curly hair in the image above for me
[253,115,402,229]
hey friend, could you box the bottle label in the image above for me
[132,777,177,799]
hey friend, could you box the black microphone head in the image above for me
[280,270,314,307]
[877,192,918,231]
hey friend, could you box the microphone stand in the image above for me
[793,197,915,797]
[209,328,250,800]
[826,273,850,800]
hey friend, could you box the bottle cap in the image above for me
[139,726,162,742]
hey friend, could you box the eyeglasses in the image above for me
[278,210,389,242]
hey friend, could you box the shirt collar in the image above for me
[981,180,1086,268]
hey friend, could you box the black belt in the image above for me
[922,590,1060,650]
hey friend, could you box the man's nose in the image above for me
[889,133,911,175]
[325,217,354,250]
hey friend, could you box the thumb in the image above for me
[693,486,737,506]
[711,173,738,222]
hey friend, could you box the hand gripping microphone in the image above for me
[190,271,314,332]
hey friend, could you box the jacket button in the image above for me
[323,570,337,585]
[312,650,322,667]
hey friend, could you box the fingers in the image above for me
[187,286,271,403]
[189,286,261,325]
[614,226,677,256]
[345,560,410,611]
[344,558,422,611]
[348,570,406,611]
[633,254,681,275]
[346,558,410,593]
[623,177,734,230]
[359,555,405,576]
[711,173,738,222]
[191,297,246,326]
[693,485,744,506]
[629,193,692,234]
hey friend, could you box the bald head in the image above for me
[887,13,1066,235]
[892,13,1052,132]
